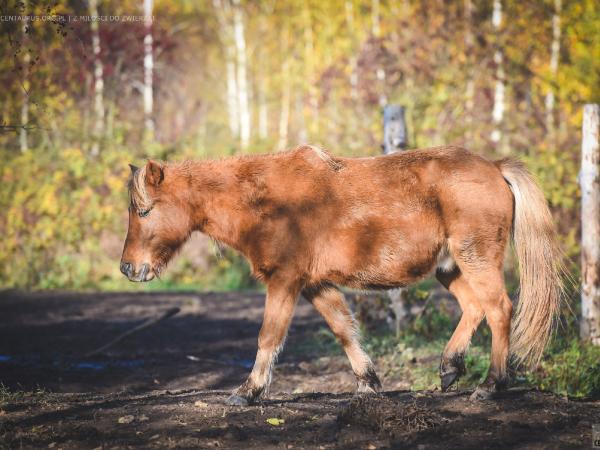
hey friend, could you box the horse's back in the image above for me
[304,146,514,287]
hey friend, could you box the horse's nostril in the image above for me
[120,262,133,277]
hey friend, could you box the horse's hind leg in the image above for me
[468,275,512,400]
[303,284,381,393]
[452,263,512,400]
[436,266,485,391]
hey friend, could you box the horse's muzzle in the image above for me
[120,262,153,282]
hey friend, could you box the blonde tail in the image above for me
[497,158,564,368]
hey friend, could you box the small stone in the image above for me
[118,415,135,424]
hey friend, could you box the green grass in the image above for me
[298,289,600,399]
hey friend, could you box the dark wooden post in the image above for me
[580,104,600,344]
[382,104,409,336]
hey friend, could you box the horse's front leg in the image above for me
[227,279,301,406]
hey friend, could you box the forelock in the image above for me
[128,166,153,211]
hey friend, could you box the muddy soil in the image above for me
[0,290,598,449]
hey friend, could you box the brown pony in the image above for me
[120,145,563,405]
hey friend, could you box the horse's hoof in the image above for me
[440,371,460,392]
[356,383,380,395]
[226,394,249,406]
[469,386,494,401]
[356,366,382,394]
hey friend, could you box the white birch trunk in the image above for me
[490,0,505,146]
[296,91,307,143]
[20,7,30,152]
[303,5,318,135]
[372,0,387,106]
[464,0,474,139]
[212,0,239,139]
[89,0,104,155]
[257,70,268,140]
[257,17,268,140]
[233,0,250,150]
[345,1,359,101]
[143,0,154,137]
[580,104,600,345]
[226,51,239,138]
[545,0,561,134]
[277,59,291,152]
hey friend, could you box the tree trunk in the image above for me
[345,0,359,101]
[464,0,474,140]
[212,0,239,139]
[257,17,268,140]
[371,0,387,106]
[303,3,318,136]
[89,0,104,155]
[20,5,30,153]
[580,104,600,345]
[545,0,561,135]
[233,0,250,151]
[490,0,505,148]
[277,59,291,152]
[143,0,154,139]
[257,68,268,140]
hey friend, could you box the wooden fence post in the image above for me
[580,104,600,345]
[382,105,407,154]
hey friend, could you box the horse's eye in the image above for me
[139,209,151,218]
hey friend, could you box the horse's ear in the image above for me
[145,160,164,187]
[128,164,139,175]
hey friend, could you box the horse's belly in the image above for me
[311,224,444,289]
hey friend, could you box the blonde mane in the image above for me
[128,166,153,211]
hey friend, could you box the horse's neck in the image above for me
[191,158,257,252]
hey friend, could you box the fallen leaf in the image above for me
[138,414,149,422]
[194,400,209,408]
[266,418,285,426]
[118,415,135,424]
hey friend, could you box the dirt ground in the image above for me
[0,290,598,449]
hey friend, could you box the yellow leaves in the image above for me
[39,187,58,216]
[106,174,124,193]
[266,418,285,426]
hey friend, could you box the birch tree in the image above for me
[545,0,561,135]
[233,0,250,150]
[213,0,239,140]
[345,0,359,101]
[257,15,268,140]
[303,2,319,136]
[372,0,387,107]
[89,0,104,155]
[580,104,600,345]
[277,56,291,151]
[464,0,475,139]
[20,6,30,153]
[490,0,505,147]
[143,0,154,138]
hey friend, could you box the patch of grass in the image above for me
[0,384,24,408]
[528,339,600,399]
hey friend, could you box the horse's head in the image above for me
[120,161,193,282]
